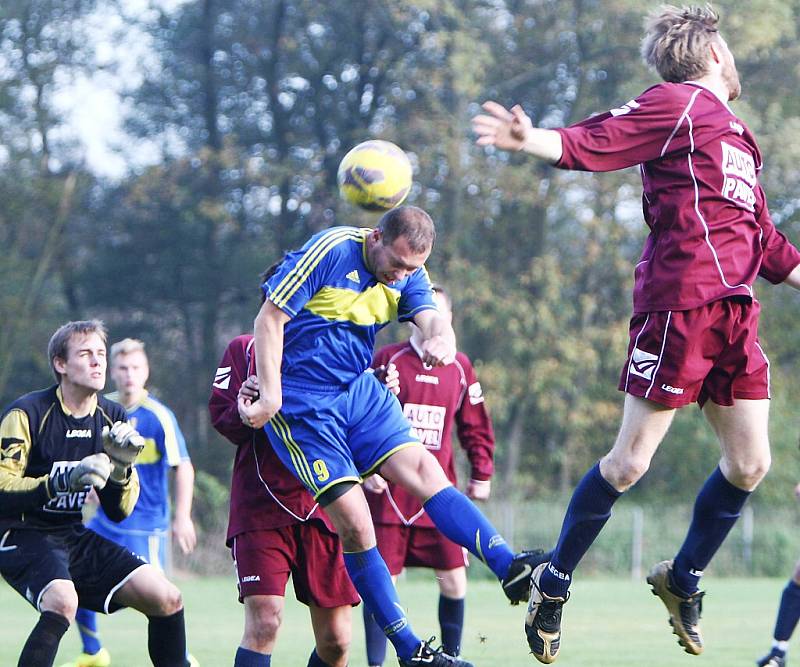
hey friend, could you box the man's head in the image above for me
[48,320,108,392]
[641,4,741,100]
[110,338,149,403]
[365,205,436,285]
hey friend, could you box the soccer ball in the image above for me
[337,140,412,211]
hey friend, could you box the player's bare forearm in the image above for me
[782,263,800,290]
[414,309,456,366]
[472,101,563,163]
[244,300,288,427]
[173,461,197,554]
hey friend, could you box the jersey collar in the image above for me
[56,385,97,417]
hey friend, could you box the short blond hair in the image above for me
[641,4,721,83]
[110,338,147,363]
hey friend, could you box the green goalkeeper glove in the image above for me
[102,421,145,483]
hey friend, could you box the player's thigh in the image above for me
[349,372,425,478]
[703,398,770,489]
[0,528,74,613]
[600,393,676,489]
[266,387,360,500]
[320,483,377,550]
[379,445,450,499]
[231,529,295,602]
[112,564,182,616]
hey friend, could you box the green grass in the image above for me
[0,573,789,666]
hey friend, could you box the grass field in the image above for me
[0,573,787,666]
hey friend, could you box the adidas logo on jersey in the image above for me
[346,269,360,283]
[65,429,91,438]
[213,366,231,390]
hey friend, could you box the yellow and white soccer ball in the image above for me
[337,140,412,211]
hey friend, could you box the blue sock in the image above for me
[307,648,330,666]
[364,606,388,666]
[344,547,420,660]
[234,646,270,666]
[424,486,514,579]
[541,462,622,598]
[672,466,751,595]
[75,607,102,655]
[774,580,800,642]
[438,595,464,657]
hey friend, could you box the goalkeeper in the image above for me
[0,321,188,667]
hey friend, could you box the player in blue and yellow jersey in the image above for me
[238,206,547,667]
[0,321,189,667]
[65,338,197,667]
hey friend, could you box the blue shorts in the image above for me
[266,372,420,499]
[88,516,168,571]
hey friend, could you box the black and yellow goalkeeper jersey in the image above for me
[0,385,139,531]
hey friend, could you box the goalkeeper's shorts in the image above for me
[0,524,146,613]
[265,371,421,500]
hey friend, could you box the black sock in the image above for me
[148,609,187,667]
[18,611,70,667]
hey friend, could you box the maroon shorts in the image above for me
[619,298,769,408]
[230,522,359,608]
[374,523,468,575]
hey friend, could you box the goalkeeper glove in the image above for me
[49,453,112,496]
[102,421,145,483]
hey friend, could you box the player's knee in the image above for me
[726,455,770,490]
[40,581,79,621]
[153,582,183,616]
[247,602,282,646]
[603,456,649,490]
[316,623,351,665]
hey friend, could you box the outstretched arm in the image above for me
[472,101,563,163]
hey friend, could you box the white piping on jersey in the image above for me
[0,530,16,551]
[385,487,426,526]
[645,311,672,399]
[660,88,702,157]
[685,110,753,296]
[755,341,771,399]
[624,314,650,393]
[142,396,185,467]
[244,337,318,523]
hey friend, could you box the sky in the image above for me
[53,0,186,178]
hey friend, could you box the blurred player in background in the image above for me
[238,206,547,667]
[0,320,188,667]
[756,479,800,667]
[363,284,498,665]
[65,338,197,667]
[473,4,800,663]
[208,263,358,667]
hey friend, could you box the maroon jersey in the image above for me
[208,335,335,543]
[366,340,495,527]
[556,82,800,313]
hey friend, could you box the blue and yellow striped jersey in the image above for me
[93,391,189,533]
[265,226,436,385]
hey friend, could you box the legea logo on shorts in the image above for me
[240,575,261,583]
[629,347,659,380]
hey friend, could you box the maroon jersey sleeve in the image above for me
[208,336,254,446]
[454,353,495,482]
[556,83,701,172]
[371,345,392,370]
[755,186,800,283]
